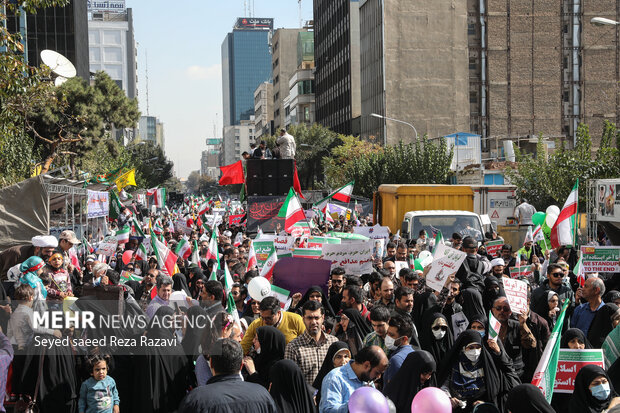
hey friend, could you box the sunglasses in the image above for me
[550,272,564,278]
[432,325,448,331]
[494,306,511,312]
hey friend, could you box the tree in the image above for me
[128,142,173,190]
[185,171,217,194]
[323,134,382,189]
[505,121,620,211]
[324,137,453,198]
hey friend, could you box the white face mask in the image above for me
[432,329,446,340]
[384,335,395,349]
[255,347,261,354]
[464,349,481,363]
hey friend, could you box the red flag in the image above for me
[218,161,245,185]
[293,161,305,199]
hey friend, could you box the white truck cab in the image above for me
[401,210,485,243]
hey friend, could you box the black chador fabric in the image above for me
[412,291,439,327]
[172,273,191,296]
[312,341,350,403]
[269,359,317,413]
[295,286,335,317]
[569,364,617,413]
[506,383,556,413]
[587,303,619,348]
[383,350,437,413]
[246,326,286,388]
[418,311,454,364]
[132,306,189,413]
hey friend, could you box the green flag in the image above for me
[109,190,123,220]
[530,298,571,402]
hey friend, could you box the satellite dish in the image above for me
[54,76,68,87]
[40,49,77,78]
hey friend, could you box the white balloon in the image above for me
[546,205,560,216]
[418,250,434,268]
[248,276,272,301]
[545,213,558,228]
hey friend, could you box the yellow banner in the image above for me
[115,169,136,191]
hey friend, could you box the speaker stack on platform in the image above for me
[245,159,294,196]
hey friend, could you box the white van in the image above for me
[401,210,485,243]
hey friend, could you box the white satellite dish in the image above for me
[40,49,77,78]
[54,76,68,87]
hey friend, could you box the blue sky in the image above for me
[125,0,313,179]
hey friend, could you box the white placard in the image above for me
[322,241,373,275]
[452,311,469,338]
[503,277,528,314]
[424,243,467,292]
[353,224,391,240]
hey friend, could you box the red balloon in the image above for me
[122,250,134,265]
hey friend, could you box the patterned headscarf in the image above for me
[19,256,47,298]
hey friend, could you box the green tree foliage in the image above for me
[325,137,454,198]
[127,142,173,190]
[323,135,382,188]
[185,170,218,194]
[505,121,620,210]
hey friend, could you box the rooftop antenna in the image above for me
[145,49,150,116]
[299,0,302,28]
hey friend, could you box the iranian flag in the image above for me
[190,239,200,265]
[531,299,570,402]
[153,220,164,235]
[135,243,148,261]
[175,237,192,260]
[433,230,444,255]
[523,226,534,244]
[259,249,278,281]
[550,180,579,248]
[533,225,544,242]
[573,256,585,287]
[116,225,131,244]
[270,285,291,309]
[246,241,257,272]
[330,181,354,203]
[277,188,306,232]
[223,262,240,323]
[132,217,146,237]
[205,226,219,262]
[488,311,502,342]
[233,232,243,247]
[150,230,177,276]
[198,200,210,216]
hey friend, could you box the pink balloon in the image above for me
[411,387,451,413]
[122,250,134,265]
[348,387,389,413]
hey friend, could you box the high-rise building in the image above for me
[138,115,165,151]
[271,28,309,130]
[254,82,274,138]
[359,0,470,145]
[286,31,316,128]
[6,0,89,80]
[201,138,222,179]
[87,1,138,99]
[313,0,361,135]
[222,118,256,166]
[221,18,274,127]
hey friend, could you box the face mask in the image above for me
[477,330,486,338]
[464,349,481,363]
[590,382,611,401]
[432,329,446,340]
[384,336,395,349]
[255,348,261,354]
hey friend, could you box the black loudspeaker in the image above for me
[245,159,294,196]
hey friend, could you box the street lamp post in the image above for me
[369,113,419,145]
[590,17,620,26]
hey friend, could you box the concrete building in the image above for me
[7,0,89,80]
[222,118,256,165]
[272,28,308,130]
[137,115,165,150]
[359,0,470,145]
[221,18,274,127]
[254,82,274,138]
[87,1,138,99]
[201,138,222,179]
[470,0,619,149]
[313,0,362,135]
[287,31,316,128]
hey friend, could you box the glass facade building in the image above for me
[221,22,273,126]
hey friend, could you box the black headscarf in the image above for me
[383,350,437,413]
[343,307,372,337]
[587,303,619,348]
[187,266,204,291]
[132,305,189,412]
[182,305,208,356]
[437,329,501,404]
[609,358,620,400]
[172,273,191,296]
[561,328,593,349]
[269,359,317,413]
[412,291,439,326]
[190,273,206,300]
[603,290,620,305]
[482,275,505,314]
[252,326,286,388]
[312,341,350,390]
[419,312,454,364]
[569,364,616,413]
[506,384,556,413]
[296,285,335,317]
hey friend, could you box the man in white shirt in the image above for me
[276,128,296,159]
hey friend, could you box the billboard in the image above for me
[87,0,126,13]
[596,179,620,223]
[234,18,274,30]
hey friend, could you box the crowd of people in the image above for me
[0,196,618,413]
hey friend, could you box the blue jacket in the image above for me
[78,376,119,413]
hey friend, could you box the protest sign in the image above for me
[503,277,528,314]
[580,246,620,273]
[326,231,370,241]
[353,225,390,240]
[87,191,109,218]
[451,312,469,338]
[394,261,409,276]
[247,196,286,233]
[273,257,332,297]
[322,241,373,274]
[292,248,323,259]
[509,265,533,279]
[308,236,341,248]
[228,214,245,226]
[424,243,467,292]
[554,349,605,393]
[204,214,223,228]
[485,239,504,256]
[253,240,275,269]
[96,241,118,257]
[273,236,295,256]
